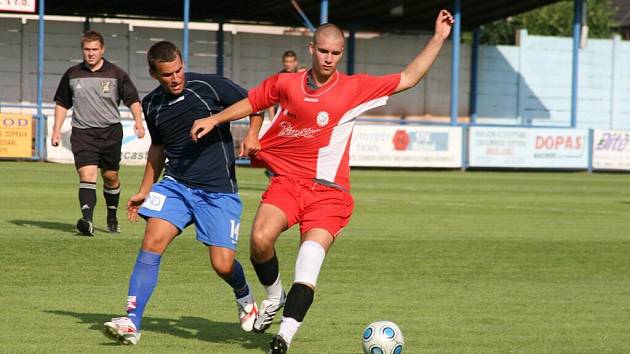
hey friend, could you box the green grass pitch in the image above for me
[1,161,629,353]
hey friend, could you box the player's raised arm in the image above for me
[190,97,254,142]
[394,9,454,94]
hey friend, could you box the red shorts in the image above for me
[261,175,354,237]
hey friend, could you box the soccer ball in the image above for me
[361,320,404,354]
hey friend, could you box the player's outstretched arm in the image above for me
[240,114,264,157]
[128,144,165,222]
[190,98,254,142]
[394,9,454,94]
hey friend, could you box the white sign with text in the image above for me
[0,0,36,13]
[469,127,589,169]
[592,129,630,170]
[349,125,462,168]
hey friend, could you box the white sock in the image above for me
[265,275,284,301]
[278,316,301,345]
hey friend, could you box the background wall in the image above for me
[0,19,629,129]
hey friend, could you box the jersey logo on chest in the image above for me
[316,111,329,127]
[278,121,320,138]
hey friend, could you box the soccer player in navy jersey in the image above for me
[103,41,261,345]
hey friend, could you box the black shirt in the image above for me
[142,73,247,193]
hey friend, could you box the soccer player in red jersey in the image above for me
[191,10,454,353]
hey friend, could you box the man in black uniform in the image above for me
[51,30,145,236]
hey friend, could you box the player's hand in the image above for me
[51,131,61,147]
[240,134,261,157]
[127,192,147,222]
[190,117,216,142]
[134,122,146,139]
[434,10,454,40]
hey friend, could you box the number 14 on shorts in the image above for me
[229,220,240,244]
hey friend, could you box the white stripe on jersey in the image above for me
[316,96,390,182]
[184,87,236,193]
[188,80,221,103]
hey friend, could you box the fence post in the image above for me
[610,35,621,130]
[461,125,468,171]
[587,128,593,173]
[516,29,528,126]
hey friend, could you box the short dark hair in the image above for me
[147,41,182,72]
[81,30,104,47]
[282,50,297,59]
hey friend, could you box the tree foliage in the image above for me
[468,0,618,45]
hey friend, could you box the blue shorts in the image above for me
[139,177,242,250]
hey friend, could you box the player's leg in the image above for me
[192,191,258,331]
[270,229,333,353]
[71,127,100,236]
[104,218,178,344]
[99,123,123,233]
[76,165,98,236]
[250,203,289,333]
[269,183,353,352]
[101,169,121,233]
[105,178,191,345]
[208,245,258,331]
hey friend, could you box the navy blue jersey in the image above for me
[142,73,247,193]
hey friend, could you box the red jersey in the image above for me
[248,70,400,190]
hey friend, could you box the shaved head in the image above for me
[309,23,345,84]
[313,23,345,46]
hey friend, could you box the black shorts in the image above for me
[70,123,123,171]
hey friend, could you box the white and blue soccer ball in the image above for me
[361,320,404,354]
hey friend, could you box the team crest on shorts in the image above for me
[316,111,329,127]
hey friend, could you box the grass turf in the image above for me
[1,161,629,353]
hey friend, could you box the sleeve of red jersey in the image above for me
[247,74,281,113]
[355,73,401,104]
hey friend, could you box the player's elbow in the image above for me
[395,73,415,93]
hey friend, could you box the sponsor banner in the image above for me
[46,117,151,166]
[469,127,589,168]
[0,0,36,13]
[593,129,630,170]
[349,125,462,168]
[0,113,32,158]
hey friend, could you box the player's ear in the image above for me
[308,41,314,55]
[149,68,157,80]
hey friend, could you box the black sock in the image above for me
[78,181,97,221]
[283,283,314,322]
[252,251,279,286]
[103,184,121,221]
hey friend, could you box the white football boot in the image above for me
[236,289,258,332]
[254,290,286,333]
[103,317,141,345]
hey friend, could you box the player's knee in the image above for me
[211,261,233,279]
[250,229,275,259]
[141,233,169,254]
[102,172,119,187]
